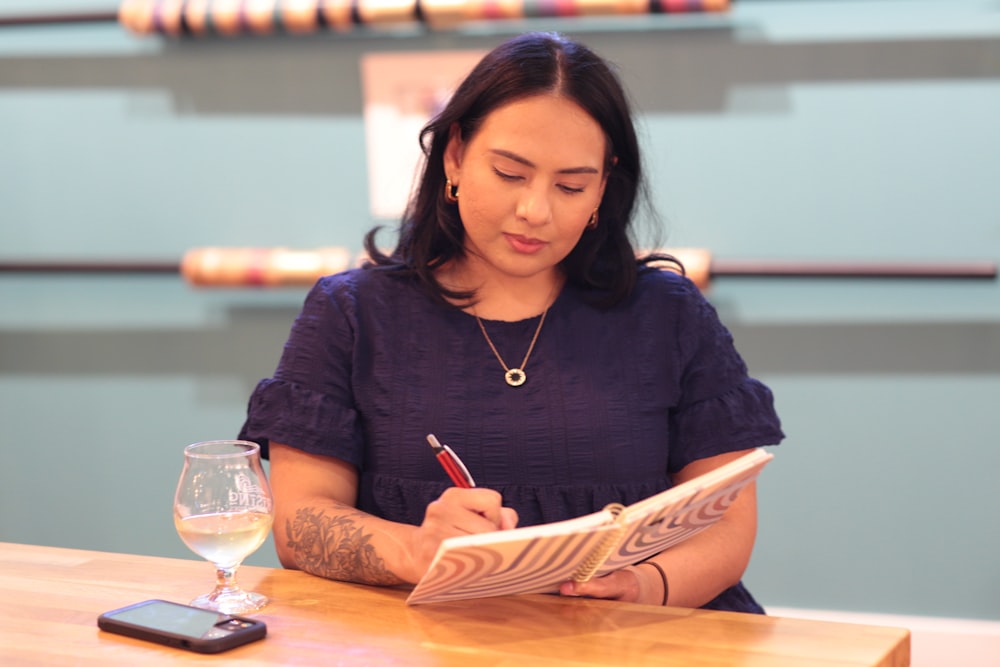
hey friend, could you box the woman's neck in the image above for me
[437,261,565,322]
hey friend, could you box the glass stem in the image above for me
[214,565,241,594]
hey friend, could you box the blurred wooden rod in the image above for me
[0,248,995,292]
[0,11,118,27]
[0,261,180,273]
[0,0,730,33]
[711,259,1000,280]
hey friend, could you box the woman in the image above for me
[239,32,783,612]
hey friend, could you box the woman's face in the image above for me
[444,94,609,285]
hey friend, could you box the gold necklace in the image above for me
[475,310,548,387]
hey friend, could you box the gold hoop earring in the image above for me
[445,178,459,204]
[586,208,599,230]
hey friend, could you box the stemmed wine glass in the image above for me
[174,440,274,614]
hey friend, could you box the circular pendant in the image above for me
[504,368,526,387]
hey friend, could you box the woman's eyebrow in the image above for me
[489,148,600,175]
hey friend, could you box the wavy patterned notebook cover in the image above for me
[407,448,773,605]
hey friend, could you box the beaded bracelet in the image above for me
[639,561,669,606]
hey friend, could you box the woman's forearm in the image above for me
[638,487,757,608]
[274,498,420,586]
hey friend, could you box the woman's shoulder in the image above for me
[564,266,704,321]
[622,266,725,338]
[313,265,418,300]
[300,267,422,323]
[633,265,705,303]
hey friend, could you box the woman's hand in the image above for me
[270,443,520,586]
[408,487,519,580]
[558,565,662,605]
[561,450,761,608]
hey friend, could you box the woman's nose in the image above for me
[515,185,552,226]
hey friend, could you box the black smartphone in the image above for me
[97,599,266,654]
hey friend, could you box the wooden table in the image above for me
[0,542,909,666]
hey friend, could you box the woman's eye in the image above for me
[492,167,585,194]
[493,168,520,181]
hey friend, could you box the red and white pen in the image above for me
[426,434,477,488]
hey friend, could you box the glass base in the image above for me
[190,588,269,615]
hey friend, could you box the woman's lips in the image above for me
[505,233,546,254]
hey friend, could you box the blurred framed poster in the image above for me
[361,50,485,220]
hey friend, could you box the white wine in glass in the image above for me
[174,440,274,614]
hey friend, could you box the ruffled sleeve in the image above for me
[238,275,365,467]
[667,279,783,473]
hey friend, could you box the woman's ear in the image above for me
[443,122,464,177]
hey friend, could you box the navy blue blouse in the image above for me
[240,266,783,613]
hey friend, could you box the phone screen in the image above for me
[106,600,249,638]
[99,599,266,652]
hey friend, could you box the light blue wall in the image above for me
[2,1,998,620]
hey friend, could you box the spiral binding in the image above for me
[571,502,626,583]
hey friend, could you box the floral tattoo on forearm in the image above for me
[285,507,403,585]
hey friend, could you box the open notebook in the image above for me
[407,448,773,605]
